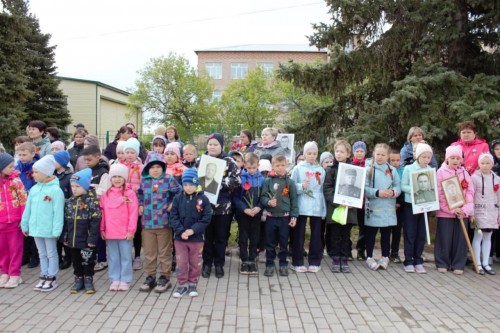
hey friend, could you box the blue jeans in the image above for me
[34,237,59,278]
[107,240,133,283]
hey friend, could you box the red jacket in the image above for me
[0,171,27,227]
[451,138,490,174]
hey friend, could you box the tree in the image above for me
[278,0,499,153]
[129,53,217,143]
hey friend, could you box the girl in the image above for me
[100,164,138,291]
[352,141,367,260]
[364,144,401,270]
[491,139,500,263]
[401,143,434,273]
[109,141,126,166]
[21,156,65,291]
[0,154,27,288]
[470,153,500,275]
[165,142,185,184]
[291,141,326,273]
[151,135,167,154]
[435,146,474,274]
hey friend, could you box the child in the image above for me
[470,153,500,275]
[165,142,185,183]
[324,140,357,273]
[100,164,139,291]
[15,142,39,192]
[138,152,181,293]
[261,155,298,276]
[13,136,30,163]
[62,168,101,293]
[0,153,27,288]
[491,139,500,263]
[27,120,51,157]
[364,144,401,270]
[182,144,198,169]
[352,141,367,260]
[109,141,126,166]
[435,146,474,274]
[151,135,167,154]
[21,156,65,291]
[234,153,265,274]
[320,152,334,169]
[170,169,212,297]
[229,151,245,171]
[400,143,433,273]
[389,149,404,263]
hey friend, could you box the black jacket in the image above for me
[169,191,212,242]
[55,166,73,199]
[91,158,110,185]
[68,144,84,168]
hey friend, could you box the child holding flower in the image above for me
[233,153,265,275]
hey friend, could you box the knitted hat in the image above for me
[478,152,494,164]
[258,159,272,172]
[84,135,100,147]
[445,145,462,160]
[165,142,181,161]
[182,168,199,186]
[353,141,367,153]
[319,152,334,166]
[33,155,56,176]
[123,138,140,154]
[229,150,244,161]
[415,143,433,159]
[116,140,126,153]
[53,150,70,167]
[70,168,92,191]
[0,153,14,172]
[109,164,129,182]
[142,151,166,176]
[151,135,167,146]
[207,133,224,149]
[303,141,318,154]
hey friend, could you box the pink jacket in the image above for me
[100,185,138,239]
[166,162,185,178]
[0,172,27,226]
[471,171,500,229]
[451,138,490,174]
[120,160,143,193]
[436,163,474,218]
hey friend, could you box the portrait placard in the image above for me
[333,163,366,209]
[277,133,295,165]
[440,175,466,210]
[198,155,226,205]
[409,169,440,214]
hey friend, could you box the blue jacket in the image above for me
[364,159,401,227]
[401,161,432,204]
[291,162,326,218]
[15,154,39,191]
[233,170,265,215]
[169,191,212,242]
[21,177,65,238]
[400,142,438,169]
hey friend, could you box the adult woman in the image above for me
[232,130,257,153]
[166,125,184,157]
[67,129,86,168]
[451,121,490,174]
[254,127,286,158]
[103,126,133,161]
[400,127,438,168]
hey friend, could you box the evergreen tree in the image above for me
[278,0,499,153]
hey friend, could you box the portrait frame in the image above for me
[198,155,226,205]
[409,169,440,214]
[440,175,466,211]
[277,133,295,165]
[333,163,366,209]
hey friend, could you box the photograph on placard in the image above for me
[277,133,295,165]
[198,155,226,205]
[440,175,466,210]
[333,163,366,209]
[409,169,440,214]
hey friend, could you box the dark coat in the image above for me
[55,166,73,199]
[323,160,358,225]
[68,144,84,169]
[169,191,212,242]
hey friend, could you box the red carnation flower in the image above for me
[461,179,468,190]
[242,181,252,191]
[494,184,499,192]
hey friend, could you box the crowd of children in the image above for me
[0,120,499,299]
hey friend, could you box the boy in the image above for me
[27,120,51,157]
[138,152,181,293]
[229,151,245,171]
[389,149,404,263]
[61,168,101,294]
[170,168,212,298]
[182,144,198,169]
[233,153,265,275]
[261,155,298,277]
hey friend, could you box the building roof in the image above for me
[195,44,326,53]
[57,76,130,96]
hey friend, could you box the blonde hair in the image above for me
[16,142,36,153]
[406,127,425,142]
[182,144,197,155]
[272,155,287,165]
[154,125,166,137]
[261,127,278,140]
[334,139,352,156]
[373,143,390,155]
[245,152,259,165]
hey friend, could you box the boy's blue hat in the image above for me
[182,168,199,186]
[70,168,92,191]
[142,152,166,176]
[53,150,70,167]
[0,153,14,172]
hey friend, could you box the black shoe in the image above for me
[348,253,353,261]
[279,266,288,276]
[483,265,496,275]
[154,275,172,293]
[356,250,366,261]
[28,257,39,268]
[247,262,258,275]
[215,266,224,278]
[84,276,95,294]
[22,257,30,266]
[139,275,157,292]
[70,276,84,294]
[264,266,275,277]
[340,257,350,273]
[59,260,72,270]
[303,250,308,257]
[202,265,211,278]
[240,262,249,274]
[331,257,341,273]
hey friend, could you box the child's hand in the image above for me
[289,217,297,227]
[139,206,144,216]
[125,233,134,241]
[167,203,173,212]
[22,231,29,237]
[63,242,68,246]
[181,229,194,240]
[469,216,475,223]
[100,231,106,240]
[269,199,277,207]
[244,208,254,217]
[379,189,392,198]
[88,243,96,247]
[454,208,464,218]
[252,207,262,215]
[303,178,310,190]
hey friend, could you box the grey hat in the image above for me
[0,153,15,172]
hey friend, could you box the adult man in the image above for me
[200,162,219,194]
[279,135,292,160]
[338,168,361,198]
[414,172,435,204]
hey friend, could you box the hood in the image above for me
[401,142,413,154]
[455,137,487,147]
[34,136,50,147]
[40,176,60,188]
[240,170,264,186]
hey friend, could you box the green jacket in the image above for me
[261,173,299,218]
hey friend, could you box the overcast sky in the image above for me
[28,0,331,92]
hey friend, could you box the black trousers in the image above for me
[365,226,391,258]
[356,209,366,252]
[329,222,351,258]
[236,213,260,262]
[134,216,142,258]
[203,214,232,267]
[390,204,404,256]
[71,247,97,277]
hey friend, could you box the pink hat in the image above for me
[165,142,181,161]
[478,152,494,164]
[445,145,462,160]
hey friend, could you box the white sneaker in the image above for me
[308,265,321,273]
[378,257,389,270]
[34,276,46,291]
[0,274,9,288]
[4,276,22,289]
[366,257,379,270]
[40,277,58,292]
[290,265,308,273]
[258,251,266,263]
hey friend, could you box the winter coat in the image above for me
[100,185,138,239]
[0,172,27,228]
[90,158,110,196]
[233,170,265,216]
[68,143,84,169]
[261,172,299,218]
[62,189,101,248]
[182,160,197,169]
[169,191,212,242]
[400,142,438,169]
[138,173,181,229]
[436,163,474,218]
[491,139,500,177]
[104,140,119,161]
[401,161,433,204]
[451,138,490,174]
[33,136,51,158]
[15,154,39,192]
[323,161,358,225]
[20,177,65,238]
[364,159,401,227]
[255,141,286,158]
[470,170,500,229]
[291,162,326,218]
[55,166,73,199]
[120,159,143,193]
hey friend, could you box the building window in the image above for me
[257,63,274,75]
[211,90,222,102]
[205,63,222,79]
[231,63,248,79]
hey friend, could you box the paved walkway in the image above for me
[1,251,499,333]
